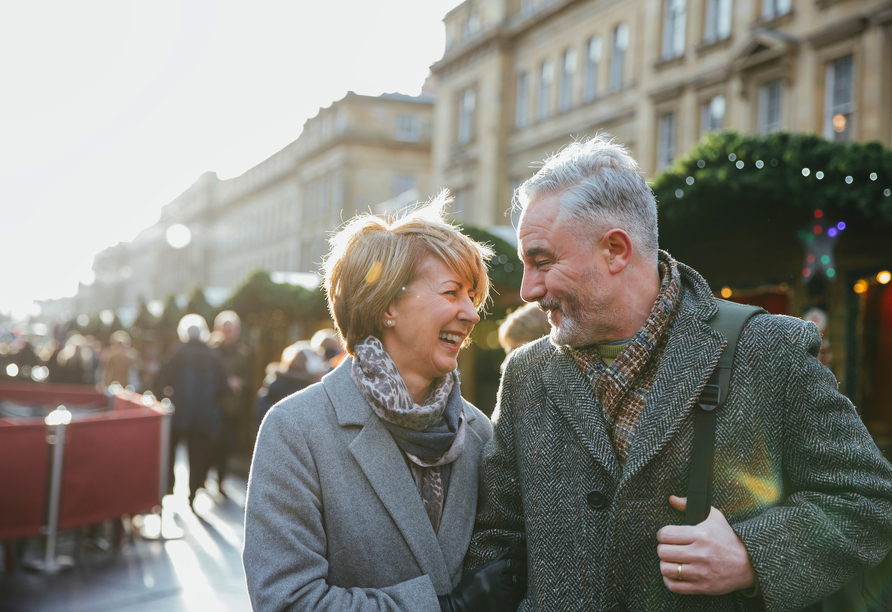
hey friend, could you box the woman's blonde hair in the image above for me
[323,191,493,354]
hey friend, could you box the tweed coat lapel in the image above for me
[322,359,453,591]
[544,348,622,482]
[619,273,726,487]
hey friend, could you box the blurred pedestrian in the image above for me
[498,302,550,357]
[49,333,93,385]
[156,314,227,509]
[310,327,345,369]
[253,341,324,424]
[98,330,141,392]
[243,195,526,612]
[210,310,250,496]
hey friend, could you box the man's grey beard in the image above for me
[538,266,608,347]
[539,298,594,347]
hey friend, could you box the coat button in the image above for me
[586,489,607,510]
[609,603,627,612]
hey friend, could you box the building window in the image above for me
[610,23,629,92]
[319,175,330,214]
[301,240,313,272]
[452,189,466,221]
[464,12,480,39]
[662,0,686,59]
[758,79,783,133]
[395,113,421,141]
[584,36,602,102]
[334,109,347,134]
[559,48,577,113]
[393,173,417,198]
[762,0,790,20]
[516,71,529,128]
[657,112,677,170]
[704,0,732,43]
[304,181,317,220]
[458,88,476,144]
[331,171,343,207]
[537,60,554,120]
[824,55,854,142]
[701,95,725,133]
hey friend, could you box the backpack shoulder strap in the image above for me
[685,299,766,525]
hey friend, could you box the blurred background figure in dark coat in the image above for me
[210,310,250,496]
[254,340,325,425]
[156,314,227,509]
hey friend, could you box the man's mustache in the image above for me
[538,299,560,312]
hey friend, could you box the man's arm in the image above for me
[726,318,892,610]
[464,355,527,573]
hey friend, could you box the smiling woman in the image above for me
[243,192,528,612]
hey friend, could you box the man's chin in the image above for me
[548,325,576,347]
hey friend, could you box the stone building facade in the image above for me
[431,0,892,227]
[78,90,435,314]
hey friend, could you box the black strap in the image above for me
[685,300,765,525]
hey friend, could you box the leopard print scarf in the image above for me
[351,336,466,533]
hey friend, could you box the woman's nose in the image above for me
[459,296,481,324]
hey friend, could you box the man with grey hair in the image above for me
[465,135,892,611]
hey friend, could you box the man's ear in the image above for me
[602,229,633,274]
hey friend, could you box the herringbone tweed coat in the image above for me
[466,262,892,612]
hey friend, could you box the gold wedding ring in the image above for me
[677,563,684,581]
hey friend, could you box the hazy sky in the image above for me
[0,0,464,320]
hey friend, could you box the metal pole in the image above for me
[27,406,74,573]
[157,399,173,504]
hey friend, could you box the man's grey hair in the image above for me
[513,135,659,264]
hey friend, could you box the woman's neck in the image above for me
[391,365,434,405]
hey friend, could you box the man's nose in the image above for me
[520,267,543,303]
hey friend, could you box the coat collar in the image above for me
[540,262,728,487]
[620,262,726,485]
[321,357,482,592]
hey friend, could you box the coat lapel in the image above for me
[620,293,724,487]
[322,359,453,591]
[436,405,484,575]
[543,349,622,482]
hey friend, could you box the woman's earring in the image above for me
[386,320,393,326]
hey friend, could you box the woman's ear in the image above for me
[382,305,396,328]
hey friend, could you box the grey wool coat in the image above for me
[243,357,493,612]
[466,261,892,612]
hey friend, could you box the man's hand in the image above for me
[656,495,756,595]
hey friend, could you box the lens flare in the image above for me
[364,261,383,284]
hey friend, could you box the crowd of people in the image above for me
[0,309,351,509]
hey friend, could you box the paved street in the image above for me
[0,451,253,612]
